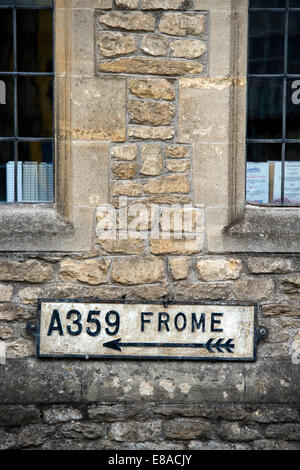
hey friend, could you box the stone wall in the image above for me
[0,0,299,451]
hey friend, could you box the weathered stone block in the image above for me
[72,77,126,141]
[140,34,169,56]
[0,284,13,302]
[141,0,192,9]
[129,99,175,126]
[247,257,294,274]
[0,304,34,321]
[216,422,262,442]
[141,144,163,176]
[115,0,139,8]
[129,78,175,100]
[196,258,243,281]
[97,32,137,57]
[166,159,190,173]
[111,162,138,179]
[110,421,162,442]
[111,144,138,161]
[143,175,190,194]
[112,181,143,197]
[0,406,40,427]
[111,256,164,284]
[163,418,211,440]
[0,324,14,340]
[265,424,300,441]
[159,13,206,37]
[150,239,203,255]
[0,260,53,283]
[60,422,105,440]
[98,57,202,76]
[170,39,206,58]
[165,144,189,158]
[169,257,189,280]
[43,407,83,425]
[232,278,274,301]
[59,259,111,285]
[128,125,175,140]
[98,11,156,31]
[97,239,146,255]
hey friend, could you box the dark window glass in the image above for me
[0,2,54,203]
[289,0,300,7]
[248,11,285,75]
[0,10,13,72]
[288,11,300,74]
[0,76,14,136]
[247,143,282,163]
[0,142,14,202]
[247,77,283,140]
[249,0,286,7]
[18,76,53,138]
[17,9,53,73]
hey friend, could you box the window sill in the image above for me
[0,204,94,252]
[222,205,300,253]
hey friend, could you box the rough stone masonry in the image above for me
[0,0,299,451]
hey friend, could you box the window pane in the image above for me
[0,142,14,202]
[0,9,13,72]
[247,143,282,163]
[288,11,300,74]
[18,76,53,138]
[248,11,285,75]
[17,9,53,73]
[247,77,283,139]
[249,0,286,7]
[284,159,300,204]
[18,141,53,202]
[16,1,53,5]
[287,78,300,139]
[289,0,300,7]
[0,76,14,137]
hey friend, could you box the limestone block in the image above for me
[247,257,294,274]
[111,256,164,284]
[72,77,126,141]
[112,181,143,197]
[128,99,175,126]
[111,144,138,161]
[165,144,189,158]
[72,142,109,206]
[115,0,139,8]
[178,79,231,143]
[97,32,137,57]
[169,257,189,280]
[59,259,111,285]
[150,239,203,255]
[128,125,175,140]
[140,35,169,56]
[0,284,13,302]
[111,162,138,179]
[196,258,243,281]
[129,78,175,100]
[170,39,206,59]
[232,278,274,302]
[166,159,190,173]
[141,144,163,176]
[0,260,53,283]
[97,239,146,255]
[98,11,156,31]
[98,58,202,76]
[141,0,191,8]
[159,13,206,37]
[143,175,190,194]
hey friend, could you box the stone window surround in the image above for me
[0,1,107,252]
[191,0,300,254]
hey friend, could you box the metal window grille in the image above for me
[247,0,300,206]
[0,0,54,203]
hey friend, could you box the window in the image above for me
[246,0,300,205]
[0,0,54,203]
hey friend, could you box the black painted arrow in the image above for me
[103,338,235,353]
